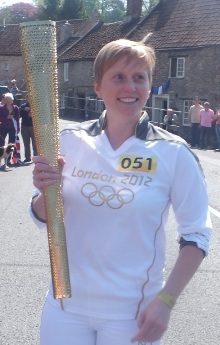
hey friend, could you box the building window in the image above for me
[183,100,193,125]
[95,98,104,114]
[3,61,9,71]
[64,62,69,82]
[60,93,66,109]
[170,57,185,78]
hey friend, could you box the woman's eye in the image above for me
[136,75,145,80]
[114,74,124,80]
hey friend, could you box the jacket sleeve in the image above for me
[170,145,212,256]
[19,103,26,118]
[29,189,47,230]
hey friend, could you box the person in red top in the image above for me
[199,102,214,150]
[0,92,20,149]
[214,105,220,151]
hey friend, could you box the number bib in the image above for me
[119,155,157,173]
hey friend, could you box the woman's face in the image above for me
[5,97,13,106]
[94,56,151,122]
[204,104,210,111]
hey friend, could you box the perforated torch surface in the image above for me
[20,21,71,299]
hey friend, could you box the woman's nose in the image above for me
[123,78,136,91]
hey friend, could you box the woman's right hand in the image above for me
[32,156,65,193]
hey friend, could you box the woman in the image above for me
[31,38,212,345]
[0,92,20,147]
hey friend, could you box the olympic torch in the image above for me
[19,21,71,299]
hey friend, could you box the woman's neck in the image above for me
[104,115,140,150]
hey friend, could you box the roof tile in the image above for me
[129,0,220,49]
[58,20,138,61]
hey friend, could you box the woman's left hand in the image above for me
[131,297,172,343]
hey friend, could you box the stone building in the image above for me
[57,0,220,144]
[0,24,25,94]
[0,0,220,145]
[57,1,141,119]
[0,17,98,102]
[128,0,220,143]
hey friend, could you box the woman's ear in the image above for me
[94,82,101,98]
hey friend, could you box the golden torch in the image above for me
[19,21,71,299]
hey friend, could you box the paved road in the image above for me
[0,119,219,345]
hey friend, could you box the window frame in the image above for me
[169,57,185,78]
[64,62,69,82]
[183,100,193,126]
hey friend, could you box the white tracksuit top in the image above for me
[31,112,212,319]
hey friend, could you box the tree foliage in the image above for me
[36,0,63,21]
[142,0,159,15]
[82,0,159,22]
[35,0,83,20]
[0,0,160,25]
[0,2,38,25]
[100,0,125,23]
[82,0,100,17]
[59,0,84,20]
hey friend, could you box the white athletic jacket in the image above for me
[31,112,212,319]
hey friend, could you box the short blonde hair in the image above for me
[4,92,14,101]
[94,37,156,86]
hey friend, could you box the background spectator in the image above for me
[0,92,20,165]
[20,94,37,163]
[199,102,215,150]
[188,97,203,148]
[163,108,179,134]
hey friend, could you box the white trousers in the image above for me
[40,298,160,345]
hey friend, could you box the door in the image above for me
[152,94,169,125]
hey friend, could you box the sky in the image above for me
[0,0,35,7]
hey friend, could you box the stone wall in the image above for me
[154,46,220,110]
[0,56,25,90]
[152,46,220,146]
[58,60,95,119]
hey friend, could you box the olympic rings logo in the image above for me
[81,183,134,209]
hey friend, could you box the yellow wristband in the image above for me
[157,291,176,309]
